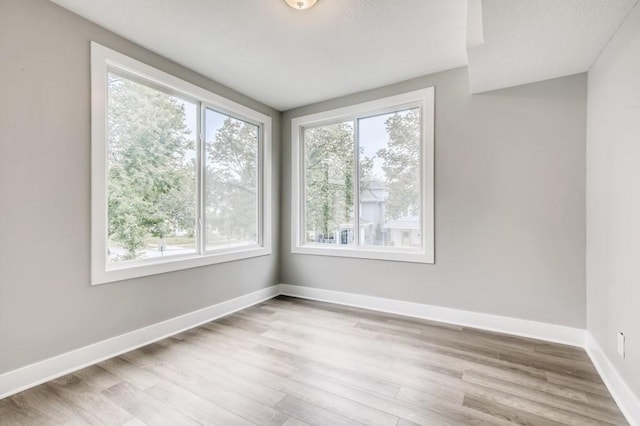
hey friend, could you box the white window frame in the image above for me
[91,42,272,285]
[291,88,434,263]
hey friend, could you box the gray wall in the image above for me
[281,68,587,328]
[586,3,640,396]
[0,0,280,374]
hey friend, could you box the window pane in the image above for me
[303,122,355,245]
[107,73,197,263]
[358,108,421,248]
[204,109,259,250]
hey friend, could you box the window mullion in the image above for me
[197,103,206,255]
[300,127,306,247]
[257,124,264,247]
[353,118,360,247]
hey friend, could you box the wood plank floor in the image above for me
[0,296,628,425]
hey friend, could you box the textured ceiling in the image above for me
[467,0,638,93]
[50,0,468,110]
[50,0,638,110]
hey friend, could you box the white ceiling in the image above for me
[467,0,638,94]
[50,0,468,111]
[51,0,638,110]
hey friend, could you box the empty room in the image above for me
[1,0,639,424]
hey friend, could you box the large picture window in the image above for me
[91,43,271,284]
[291,88,434,263]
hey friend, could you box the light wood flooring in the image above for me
[0,296,628,425]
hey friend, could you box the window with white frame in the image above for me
[291,88,434,263]
[91,42,271,285]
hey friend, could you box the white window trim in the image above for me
[291,88,435,264]
[91,42,272,285]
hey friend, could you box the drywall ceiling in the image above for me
[468,0,638,93]
[50,0,468,111]
[50,0,638,110]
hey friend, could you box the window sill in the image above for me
[92,246,271,285]
[291,244,434,264]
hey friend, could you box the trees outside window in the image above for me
[359,108,421,248]
[205,109,259,250]
[303,122,354,245]
[91,42,271,284]
[107,73,197,262]
[291,88,434,264]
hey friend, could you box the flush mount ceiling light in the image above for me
[284,0,318,10]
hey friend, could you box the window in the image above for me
[291,88,434,263]
[91,43,271,284]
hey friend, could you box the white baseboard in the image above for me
[0,285,280,400]
[586,332,640,426]
[2,282,636,426]
[278,284,586,347]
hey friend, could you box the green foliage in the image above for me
[107,75,195,259]
[206,116,258,242]
[377,109,421,220]
[304,123,354,237]
[106,74,420,259]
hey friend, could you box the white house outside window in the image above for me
[91,43,271,285]
[291,88,434,263]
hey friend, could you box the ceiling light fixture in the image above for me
[284,0,318,10]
